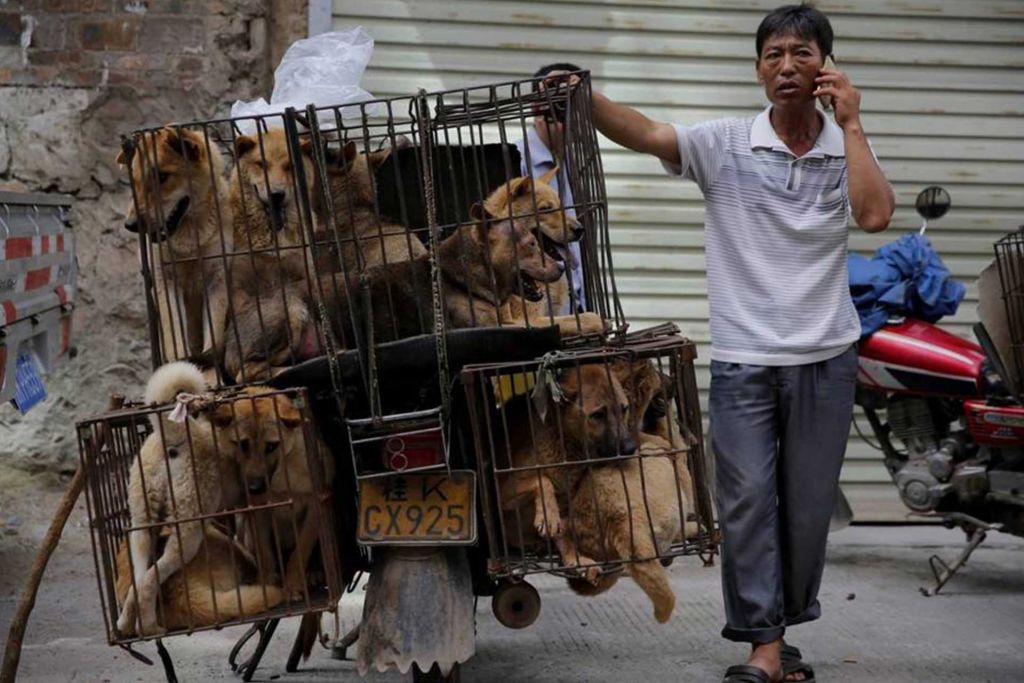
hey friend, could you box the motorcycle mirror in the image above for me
[915,186,951,221]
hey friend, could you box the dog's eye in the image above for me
[537,203,551,211]
[588,407,608,421]
[282,161,292,172]
[254,160,265,170]
[265,441,280,454]
[157,172,170,184]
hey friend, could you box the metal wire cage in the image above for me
[995,226,1024,395]
[76,387,340,645]
[118,72,619,491]
[460,327,717,582]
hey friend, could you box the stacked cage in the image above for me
[995,227,1024,398]
[79,71,716,675]
[78,387,340,644]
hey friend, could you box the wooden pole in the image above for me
[1,394,124,683]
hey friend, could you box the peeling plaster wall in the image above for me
[0,1,308,473]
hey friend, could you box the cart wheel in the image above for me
[412,662,461,682]
[491,580,541,629]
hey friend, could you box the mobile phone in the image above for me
[818,56,837,110]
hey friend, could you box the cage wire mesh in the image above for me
[995,227,1024,396]
[461,331,716,581]
[77,387,340,645]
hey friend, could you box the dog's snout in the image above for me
[570,222,584,241]
[124,216,139,233]
[620,436,638,456]
[270,190,287,210]
[239,438,251,455]
[247,479,267,495]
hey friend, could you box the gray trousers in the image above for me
[709,345,858,643]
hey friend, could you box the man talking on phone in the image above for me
[587,4,894,682]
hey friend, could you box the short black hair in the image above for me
[755,4,833,59]
[532,62,583,91]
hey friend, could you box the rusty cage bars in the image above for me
[77,387,340,647]
[995,226,1024,397]
[119,71,621,483]
[461,328,717,581]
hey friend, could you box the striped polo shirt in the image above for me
[663,106,862,366]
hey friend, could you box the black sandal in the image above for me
[722,664,773,683]
[780,644,816,682]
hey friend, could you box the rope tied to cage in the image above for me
[530,350,571,422]
[166,391,214,423]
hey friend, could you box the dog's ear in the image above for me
[212,403,235,429]
[323,140,359,172]
[469,201,493,226]
[299,137,314,157]
[367,147,393,172]
[234,134,257,159]
[163,128,202,163]
[511,176,535,199]
[115,149,127,166]
[538,164,559,186]
[276,398,303,428]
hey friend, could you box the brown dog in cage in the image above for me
[119,127,232,361]
[322,198,602,339]
[315,139,426,273]
[212,386,335,602]
[489,168,584,324]
[497,361,637,569]
[556,359,697,623]
[230,127,316,259]
[114,523,284,636]
[117,361,243,636]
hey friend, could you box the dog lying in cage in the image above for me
[495,357,697,624]
[562,360,698,624]
[496,361,636,560]
[116,361,331,636]
[114,522,283,636]
[118,127,232,361]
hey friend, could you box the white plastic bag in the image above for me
[231,26,382,133]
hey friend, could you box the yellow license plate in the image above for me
[357,471,476,545]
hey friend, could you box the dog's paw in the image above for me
[577,312,606,335]
[283,576,308,602]
[581,564,603,586]
[535,510,562,538]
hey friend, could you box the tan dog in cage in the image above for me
[497,362,637,569]
[562,359,698,624]
[487,168,585,325]
[114,523,283,635]
[229,128,317,260]
[117,361,245,636]
[119,127,232,361]
[212,386,334,602]
[316,139,427,272]
[210,128,323,381]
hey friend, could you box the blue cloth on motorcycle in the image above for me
[848,232,966,337]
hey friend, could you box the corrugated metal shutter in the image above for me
[330,0,1024,521]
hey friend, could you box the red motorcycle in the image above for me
[850,187,1024,594]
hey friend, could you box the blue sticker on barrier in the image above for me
[13,352,47,414]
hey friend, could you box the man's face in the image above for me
[756,32,824,106]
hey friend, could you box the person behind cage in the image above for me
[515,62,587,314]
[581,4,895,682]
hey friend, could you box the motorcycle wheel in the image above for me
[412,662,461,683]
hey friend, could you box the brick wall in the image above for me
[0,0,307,475]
